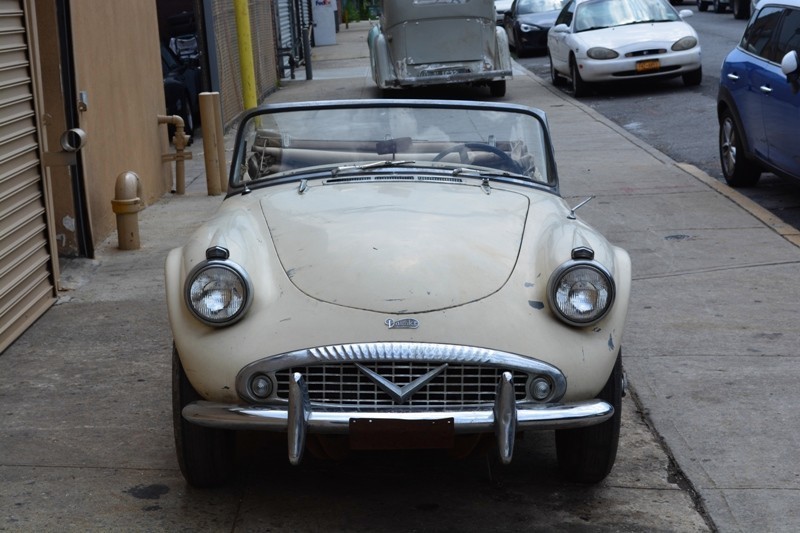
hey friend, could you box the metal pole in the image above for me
[211,93,227,193]
[303,25,313,80]
[199,93,221,196]
[234,0,258,110]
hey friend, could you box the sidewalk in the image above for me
[2,20,799,532]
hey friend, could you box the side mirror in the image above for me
[782,50,799,94]
[679,9,693,18]
[781,50,798,77]
[551,23,569,33]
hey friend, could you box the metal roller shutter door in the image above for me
[0,1,56,353]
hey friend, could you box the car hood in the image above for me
[517,11,559,27]
[575,21,696,50]
[260,182,530,313]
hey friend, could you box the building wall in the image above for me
[69,0,172,244]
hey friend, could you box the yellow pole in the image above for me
[234,0,258,110]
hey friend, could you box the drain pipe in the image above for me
[110,171,143,250]
[158,114,193,194]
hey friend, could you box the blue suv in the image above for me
[717,0,800,187]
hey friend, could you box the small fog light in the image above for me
[529,377,551,401]
[250,374,274,399]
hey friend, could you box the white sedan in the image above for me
[547,0,702,96]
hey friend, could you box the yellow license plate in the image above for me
[636,59,660,73]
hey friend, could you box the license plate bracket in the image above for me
[349,418,455,450]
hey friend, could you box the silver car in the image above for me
[368,0,513,97]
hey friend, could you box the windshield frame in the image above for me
[227,99,559,196]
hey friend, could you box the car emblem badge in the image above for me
[385,318,419,329]
[356,363,448,404]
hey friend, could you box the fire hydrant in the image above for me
[110,171,143,250]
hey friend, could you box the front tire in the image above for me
[713,0,726,12]
[570,59,589,97]
[555,353,622,484]
[732,0,749,18]
[682,67,702,87]
[719,109,761,187]
[489,80,507,98]
[173,345,235,487]
[550,54,567,86]
[697,0,708,11]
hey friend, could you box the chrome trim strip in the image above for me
[355,362,449,404]
[237,342,567,402]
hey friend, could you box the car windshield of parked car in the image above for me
[518,0,565,14]
[574,0,680,32]
[233,104,553,187]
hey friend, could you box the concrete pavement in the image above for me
[2,20,799,532]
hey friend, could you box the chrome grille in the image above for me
[275,362,528,407]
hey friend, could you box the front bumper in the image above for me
[183,371,613,465]
[392,69,512,88]
[579,48,701,82]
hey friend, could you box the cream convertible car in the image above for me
[166,100,631,487]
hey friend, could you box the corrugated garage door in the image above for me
[0,1,56,353]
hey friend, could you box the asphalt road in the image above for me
[516,5,800,230]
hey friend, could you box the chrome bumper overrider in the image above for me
[183,371,613,466]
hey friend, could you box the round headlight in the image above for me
[671,36,697,51]
[185,260,253,326]
[547,261,615,326]
[587,47,619,60]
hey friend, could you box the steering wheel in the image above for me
[432,142,521,173]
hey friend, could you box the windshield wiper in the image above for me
[621,18,668,25]
[331,160,416,177]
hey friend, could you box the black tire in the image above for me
[489,80,507,98]
[570,59,589,97]
[732,0,749,18]
[682,67,702,87]
[550,54,567,86]
[173,345,235,487]
[713,0,726,13]
[719,109,761,187]
[697,0,708,11]
[556,353,622,484]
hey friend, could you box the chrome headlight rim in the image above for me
[184,258,254,327]
[547,259,616,327]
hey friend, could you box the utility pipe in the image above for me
[157,114,192,194]
[110,171,143,250]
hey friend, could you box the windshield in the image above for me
[574,0,680,32]
[518,0,565,14]
[231,101,554,188]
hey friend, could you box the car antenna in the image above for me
[568,196,595,219]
